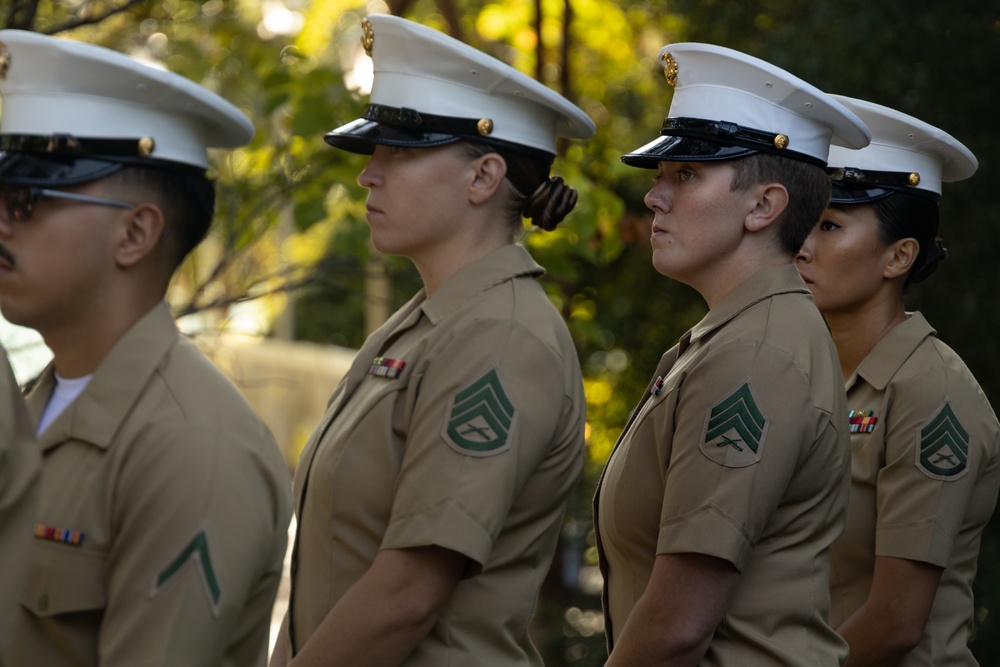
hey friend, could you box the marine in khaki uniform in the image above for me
[0,350,37,667]
[0,31,292,666]
[594,44,872,665]
[797,97,1000,665]
[270,15,594,667]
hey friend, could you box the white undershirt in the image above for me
[37,373,93,436]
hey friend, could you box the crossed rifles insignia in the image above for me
[917,402,970,480]
[701,381,768,468]
[443,368,516,456]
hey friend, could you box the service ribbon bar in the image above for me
[848,409,878,434]
[35,523,85,546]
[368,356,406,379]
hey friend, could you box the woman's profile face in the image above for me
[357,143,471,260]
[795,204,892,315]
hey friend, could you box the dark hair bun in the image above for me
[523,176,578,231]
[910,237,948,284]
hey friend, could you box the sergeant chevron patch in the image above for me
[917,401,970,480]
[443,368,516,456]
[700,380,768,467]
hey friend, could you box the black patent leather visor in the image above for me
[0,152,124,187]
[324,104,554,160]
[829,183,940,205]
[324,117,463,155]
[828,166,939,204]
[621,134,758,169]
[622,117,824,169]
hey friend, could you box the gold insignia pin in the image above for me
[662,52,679,87]
[138,136,155,157]
[361,19,374,57]
[0,41,10,80]
[477,118,494,136]
[908,172,920,186]
[773,134,789,150]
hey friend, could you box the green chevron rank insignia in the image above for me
[917,402,970,480]
[149,526,222,617]
[443,368,516,456]
[700,381,768,468]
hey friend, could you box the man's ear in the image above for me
[744,183,789,233]
[468,153,508,205]
[883,237,919,279]
[115,203,165,268]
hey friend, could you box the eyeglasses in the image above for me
[0,185,135,222]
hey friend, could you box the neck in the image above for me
[824,295,907,382]
[414,232,511,296]
[44,295,161,378]
[698,252,791,310]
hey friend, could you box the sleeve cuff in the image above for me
[657,505,754,572]
[382,499,495,574]
[876,519,954,568]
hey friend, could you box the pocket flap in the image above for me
[22,541,107,617]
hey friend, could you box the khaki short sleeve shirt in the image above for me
[11,302,293,667]
[596,264,850,666]
[289,245,585,667]
[0,351,38,667]
[829,312,1000,665]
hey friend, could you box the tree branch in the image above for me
[44,0,150,35]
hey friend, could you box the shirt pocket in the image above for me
[21,540,107,617]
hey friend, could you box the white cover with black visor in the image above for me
[0,29,253,186]
[826,95,978,204]
[622,42,871,169]
[324,14,595,159]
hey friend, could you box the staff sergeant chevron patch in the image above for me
[443,368,516,456]
[917,401,970,480]
[700,380,768,467]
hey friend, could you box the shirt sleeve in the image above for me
[0,360,38,666]
[874,370,988,567]
[656,339,825,571]
[100,421,292,667]
[381,316,579,571]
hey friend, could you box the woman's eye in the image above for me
[819,220,839,231]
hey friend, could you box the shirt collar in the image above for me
[688,264,810,344]
[419,245,545,325]
[29,302,180,451]
[849,312,935,391]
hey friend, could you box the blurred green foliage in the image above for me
[6,1,999,664]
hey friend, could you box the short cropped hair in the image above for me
[729,153,831,254]
[105,165,216,269]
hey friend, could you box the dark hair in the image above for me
[105,165,216,269]
[461,142,578,232]
[871,191,944,288]
[729,152,831,254]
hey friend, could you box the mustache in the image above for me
[0,243,15,267]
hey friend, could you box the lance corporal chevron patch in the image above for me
[700,380,768,467]
[443,368,516,456]
[917,401,970,480]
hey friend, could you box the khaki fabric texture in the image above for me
[288,245,585,666]
[596,264,851,666]
[11,303,293,667]
[0,351,38,667]
[829,312,1000,666]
